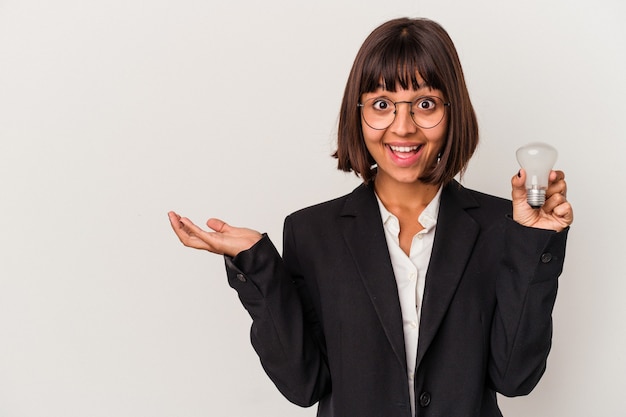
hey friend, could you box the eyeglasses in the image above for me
[357,96,451,130]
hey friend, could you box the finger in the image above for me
[553,201,574,225]
[168,211,181,222]
[169,218,198,246]
[546,181,567,199]
[511,169,528,203]
[168,211,185,232]
[179,216,206,236]
[173,216,216,250]
[169,213,196,243]
[541,191,567,214]
[206,218,228,233]
[549,170,565,183]
[546,173,567,199]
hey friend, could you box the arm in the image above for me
[225,226,330,407]
[168,211,330,406]
[487,169,572,395]
[488,220,568,396]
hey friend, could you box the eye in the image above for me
[370,98,393,112]
[415,97,437,111]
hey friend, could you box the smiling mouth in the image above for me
[387,144,424,158]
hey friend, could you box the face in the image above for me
[360,82,448,187]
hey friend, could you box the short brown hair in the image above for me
[334,18,479,184]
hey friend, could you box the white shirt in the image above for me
[375,186,442,417]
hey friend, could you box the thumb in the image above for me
[511,169,528,204]
[206,218,229,233]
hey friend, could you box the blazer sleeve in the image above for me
[223,227,331,407]
[488,218,569,397]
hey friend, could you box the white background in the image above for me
[1,0,624,416]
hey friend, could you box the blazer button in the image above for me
[236,273,247,282]
[419,391,431,407]
[541,253,553,263]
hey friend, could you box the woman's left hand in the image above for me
[511,169,574,232]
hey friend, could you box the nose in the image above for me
[390,101,417,135]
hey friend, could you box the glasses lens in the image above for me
[360,96,448,130]
[360,98,395,130]
[411,96,447,129]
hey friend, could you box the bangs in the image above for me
[359,32,444,94]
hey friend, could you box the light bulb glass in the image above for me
[515,142,558,208]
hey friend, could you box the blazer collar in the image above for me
[416,181,480,369]
[339,182,407,368]
[338,181,481,370]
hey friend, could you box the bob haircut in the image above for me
[334,17,479,185]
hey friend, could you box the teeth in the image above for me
[389,145,420,153]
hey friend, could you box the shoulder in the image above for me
[443,180,512,222]
[467,186,510,211]
[287,182,374,222]
[283,183,379,242]
[288,195,349,220]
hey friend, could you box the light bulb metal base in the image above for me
[526,189,546,208]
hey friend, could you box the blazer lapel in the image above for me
[415,181,480,369]
[339,183,407,369]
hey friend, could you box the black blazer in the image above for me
[226,181,568,417]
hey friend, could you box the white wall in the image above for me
[0,1,624,416]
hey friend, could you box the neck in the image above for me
[373,175,440,211]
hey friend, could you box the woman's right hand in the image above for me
[168,211,263,258]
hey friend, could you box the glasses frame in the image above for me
[357,95,451,130]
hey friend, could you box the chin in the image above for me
[374,165,426,185]
[390,172,423,185]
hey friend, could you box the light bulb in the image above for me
[515,142,558,208]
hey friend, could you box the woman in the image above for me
[168,17,573,417]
